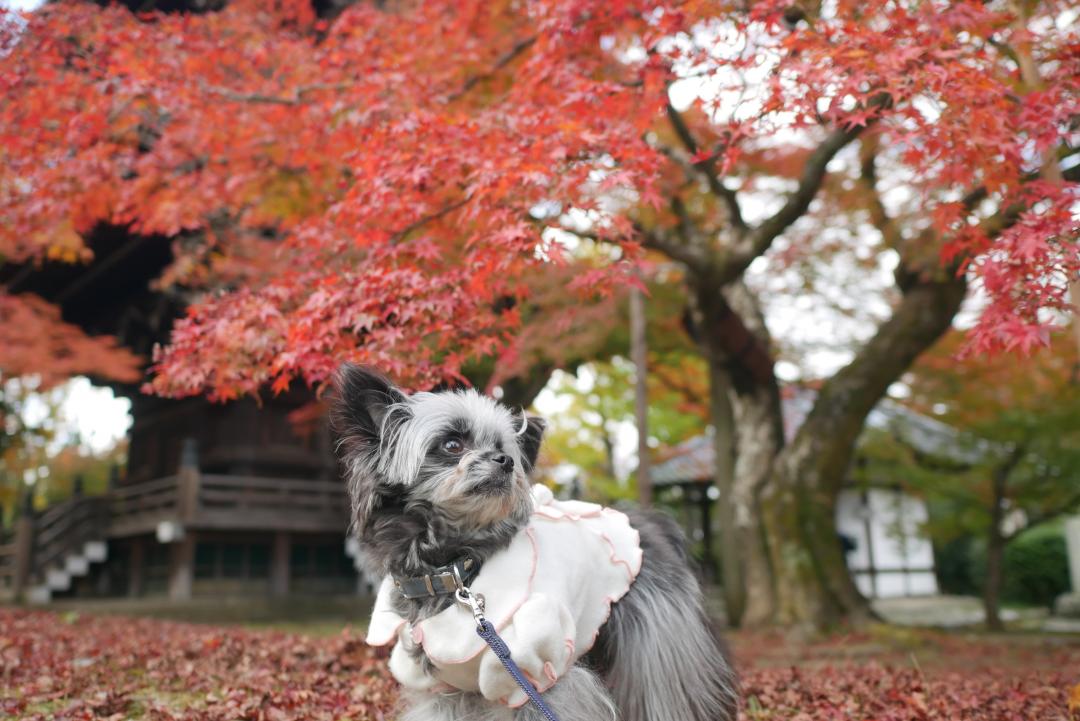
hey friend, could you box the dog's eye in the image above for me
[442,439,464,454]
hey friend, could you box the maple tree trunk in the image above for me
[726,283,784,627]
[983,522,1006,632]
[730,385,783,627]
[707,358,745,627]
[630,284,653,507]
[690,279,779,628]
[753,274,968,629]
[982,455,1016,632]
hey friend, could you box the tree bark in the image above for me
[630,284,653,507]
[983,447,1024,631]
[688,279,781,627]
[983,475,1006,632]
[726,282,784,627]
[706,358,745,626]
[652,101,980,631]
[759,272,968,628]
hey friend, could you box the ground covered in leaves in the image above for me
[2,608,1078,720]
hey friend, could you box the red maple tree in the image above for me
[2,0,1077,627]
[4,0,1075,395]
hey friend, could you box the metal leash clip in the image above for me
[451,563,562,720]
[452,564,487,630]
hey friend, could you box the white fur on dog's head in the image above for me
[332,364,544,569]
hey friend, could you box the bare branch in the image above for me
[1006,489,1080,541]
[727,120,870,279]
[858,138,904,250]
[665,102,747,231]
[389,194,473,244]
[446,36,537,102]
[637,223,714,274]
[199,81,349,106]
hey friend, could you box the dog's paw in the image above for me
[477,593,575,704]
[389,637,438,691]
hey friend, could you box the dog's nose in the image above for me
[491,453,514,472]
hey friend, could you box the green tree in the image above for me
[537,353,708,502]
[859,332,1080,630]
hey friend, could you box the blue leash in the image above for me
[454,578,563,721]
[476,618,562,721]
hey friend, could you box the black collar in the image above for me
[392,557,480,600]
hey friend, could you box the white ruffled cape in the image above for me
[365,484,643,707]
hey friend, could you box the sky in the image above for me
[2,0,45,10]
[18,378,132,456]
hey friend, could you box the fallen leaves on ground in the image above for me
[0,609,396,720]
[2,609,1078,720]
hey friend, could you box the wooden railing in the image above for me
[0,462,349,598]
[30,495,109,583]
[199,474,344,513]
[196,474,348,531]
[108,475,180,536]
[0,538,15,594]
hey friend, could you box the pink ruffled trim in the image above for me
[568,508,643,663]
[532,502,602,522]
[594,508,644,582]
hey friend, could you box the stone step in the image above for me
[46,568,71,591]
[85,540,107,563]
[65,555,89,576]
[27,586,51,604]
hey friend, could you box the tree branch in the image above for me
[389,194,473,244]
[637,224,714,274]
[199,81,349,106]
[725,120,870,280]
[792,142,1078,490]
[665,102,747,231]
[858,138,904,250]
[446,36,537,102]
[1006,488,1080,541]
[791,270,968,495]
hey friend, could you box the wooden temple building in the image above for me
[0,226,362,603]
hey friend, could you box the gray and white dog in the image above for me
[332,364,738,721]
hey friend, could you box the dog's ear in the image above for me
[332,364,409,536]
[332,363,408,449]
[516,415,546,473]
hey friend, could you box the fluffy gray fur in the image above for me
[332,364,738,721]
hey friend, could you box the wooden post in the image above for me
[271,531,290,597]
[167,438,200,601]
[167,534,195,600]
[108,464,121,490]
[128,537,145,597]
[177,438,201,524]
[699,485,716,582]
[860,490,878,599]
[12,492,35,602]
[630,283,652,507]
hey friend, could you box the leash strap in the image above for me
[452,571,562,721]
[476,619,562,721]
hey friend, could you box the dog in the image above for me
[332,364,738,721]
